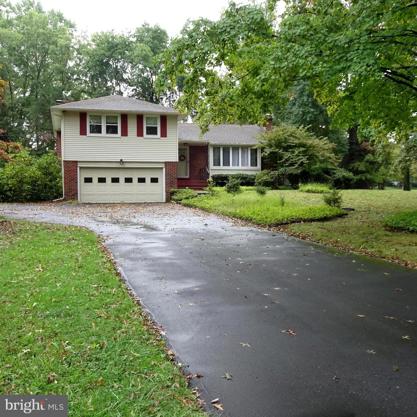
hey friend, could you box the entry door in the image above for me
[177,147,189,178]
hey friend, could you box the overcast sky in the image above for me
[23,0,284,37]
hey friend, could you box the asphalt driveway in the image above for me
[1,202,417,417]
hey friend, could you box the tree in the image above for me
[397,134,417,190]
[0,0,75,151]
[258,124,339,186]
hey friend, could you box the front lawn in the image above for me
[0,221,205,417]
[184,188,417,268]
[182,188,344,225]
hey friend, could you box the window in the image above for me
[124,177,133,183]
[111,177,120,183]
[98,177,106,183]
[88,114,119,136]
[84,177,93,183]
[138,177,146,183]
[222,147,230,167]
[150,177,159,183]
[241,148,249,167]
[213,147,221,167]
[232,147,240,167]
[250,148,258,167]
[145,116,159,137]
[106,115,118,134]
[212,147,258,168]
[89,115,102,134]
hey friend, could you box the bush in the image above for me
[170,188,198,202]
[331,168,355,189]
[0,152,62,202]
[206,178,216,195]
[255,170,282,189]
[323,189,343,208]
[211,173,256,187]
[225,177,241,194]
[384,211,417,233]
[255,185,267,196]
[299,183,331,193]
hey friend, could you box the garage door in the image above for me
[79,167,164,203]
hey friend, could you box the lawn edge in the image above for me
[179,203,417,270]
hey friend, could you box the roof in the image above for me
[51,95,179,115]
[178,123,264,145]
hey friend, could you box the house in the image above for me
[51,95,263,203]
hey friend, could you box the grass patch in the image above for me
[384,210,417,233]
[0,221,205,417]
[299,183,331,193]
[182,188,344,225]
[286,189,417,267]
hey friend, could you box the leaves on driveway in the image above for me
[281,329,296,336]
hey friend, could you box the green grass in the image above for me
[182,188,344,225]
[287,189,417,266]
[298,183,331,193]
[0,221,205,417]
[384,210,417,233]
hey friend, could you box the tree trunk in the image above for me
[342,125,361,168]
[403,166,411,191]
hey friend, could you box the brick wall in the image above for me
[165,162,178,201]
[63,161,78,200]
[56,131,62,159]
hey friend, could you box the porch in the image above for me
[177,144,209,189]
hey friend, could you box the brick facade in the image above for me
[165,162,178,201]
[177,145,208,189]
[63,161,78,200]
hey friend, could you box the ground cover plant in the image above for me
[384,210,417,233]
[0,221,205,417]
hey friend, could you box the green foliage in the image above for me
[331,168,356,189]
[206,178,216,195]
[182,188,343,225]
[255,170,282,189]
[0,221,206,416]
[384,211,417,233]
[0,152,61,202]
[225,177,242,194]
[259,124,338,186]
[255,185,267,196]
[170,188,198,202]
[323,189,343,209]
[211,173,256,186]
[299,183,331,194]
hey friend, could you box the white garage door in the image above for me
[79,167,164,203]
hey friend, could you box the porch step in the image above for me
[177,179,208,190]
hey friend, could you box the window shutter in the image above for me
[121,114,128,136]
[80,112,87,136]
[136,114,144,137]
[161,115,167,138]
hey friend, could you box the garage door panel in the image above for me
[80,167,164,203]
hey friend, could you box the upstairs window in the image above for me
[88,114,119,136]
[145,116,160,137]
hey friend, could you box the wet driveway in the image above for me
[1,202,417,417]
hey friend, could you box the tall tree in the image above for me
[0,0,75,151]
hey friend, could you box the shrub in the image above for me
[211,173,256,187]
[170,188,198,202]
[206,178,216,195]
[323,189,342,208]
[0,152,61,202]
[299,183,331,193]
[225,177,241,194]
[255,185,267,196]
[384,211,417,233]
[255,170,282,189]
[330,168,356,189]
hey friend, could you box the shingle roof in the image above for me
[178,123,264,145]
[51,95,179,115]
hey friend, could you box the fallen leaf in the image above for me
[394,288,403,292]
[402,335,411,341]
[213,403,224,411]
[384,315,397,320]
[356,314,366,318]
[47,373,57,384]
[211,398,220,404]
[392,365,400,372]
[366,349,376,355]
[406,320,415,324]
[222,372,233,381]
[333,375,340,382]
[240,342,251,348]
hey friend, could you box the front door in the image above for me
[177,146,189,178]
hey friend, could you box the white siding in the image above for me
[62,111,178,162]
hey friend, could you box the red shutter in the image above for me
[161,115,167,138]
[121,114,128,136]
[136,114,144,137]
[80,112,87,135]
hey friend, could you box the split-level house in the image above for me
[51,95,263,203]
